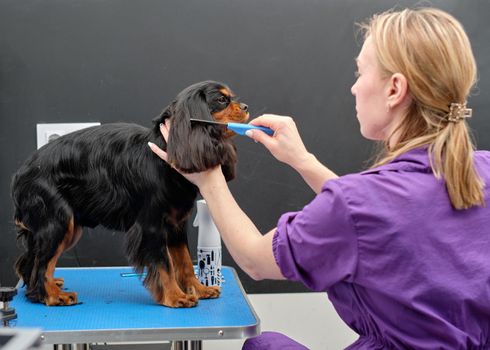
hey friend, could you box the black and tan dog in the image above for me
[11,81,248,307]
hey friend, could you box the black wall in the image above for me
[1,0,489,293]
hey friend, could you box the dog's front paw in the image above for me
[45,291,78,306]
[161,291,198,308]
[192,279,221,299]
[196,285,221,299]
[184,279,221,299]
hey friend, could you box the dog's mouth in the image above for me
[230,111,250,124]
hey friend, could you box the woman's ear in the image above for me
[166,89,228,173]
[386,73,411,109]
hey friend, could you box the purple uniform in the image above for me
[260,147,490,349]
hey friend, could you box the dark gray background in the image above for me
[1,0,489,293]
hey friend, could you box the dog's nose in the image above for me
[240,103,248,112]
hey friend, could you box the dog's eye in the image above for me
[217,96,229,104]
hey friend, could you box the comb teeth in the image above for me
[190,119,227,126]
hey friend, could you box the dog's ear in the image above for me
[220,143,237,181]
[166,89,231,173]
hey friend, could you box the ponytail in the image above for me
[430,122,484,209]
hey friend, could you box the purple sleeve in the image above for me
[272,180,358,291]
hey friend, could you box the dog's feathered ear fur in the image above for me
[160,86,236,175]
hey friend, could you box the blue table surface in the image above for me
[12,266,258,332]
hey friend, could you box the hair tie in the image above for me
[447,102,472,123]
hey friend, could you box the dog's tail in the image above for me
[14,224,36,288]
[12,171,42,290]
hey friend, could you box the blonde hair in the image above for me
[359,7,484,209]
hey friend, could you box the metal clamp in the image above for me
[0,287,18,327]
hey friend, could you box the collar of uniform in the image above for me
[360,147,432,175]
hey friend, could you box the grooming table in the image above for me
[10,266,260,349]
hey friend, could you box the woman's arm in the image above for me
[288,152,339,195]
[148,125,285,281]
[198,168,285,281]
[248,115,338,194]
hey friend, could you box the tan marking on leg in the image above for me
[149,250,198,308]
[168,244,220,300]
[44,217,79,306]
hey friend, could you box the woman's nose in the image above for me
[351,83,356,96]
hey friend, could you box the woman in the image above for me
[149,7,490,349]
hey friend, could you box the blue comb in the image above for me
[190,119,274,136]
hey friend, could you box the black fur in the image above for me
[11,80,248,306]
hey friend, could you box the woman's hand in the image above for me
[246,114,312,171]
[148,122,225,191]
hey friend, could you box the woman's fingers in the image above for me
[148,142,168,162]
[148,119,174,164]
[160,122,170,142]
[249,114,293,129]
[245,129,273,148]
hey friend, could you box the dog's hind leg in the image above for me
[18,206,80,305]
[13,174,82,305]
[44,217,82,305]
[32,215,81,306]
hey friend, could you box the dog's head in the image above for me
[153,81,249,179]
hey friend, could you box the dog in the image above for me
[11,80,249,307]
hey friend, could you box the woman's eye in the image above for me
[354,71,361,78]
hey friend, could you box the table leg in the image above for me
[73,345,89,350]
[172,341,184,350]
[172,340,202,350]
[189,340,202,350]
